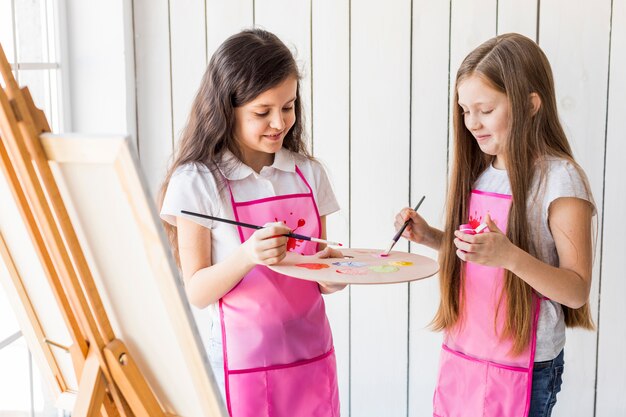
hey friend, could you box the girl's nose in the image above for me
[269,111,285,130]
[465,113,481,131]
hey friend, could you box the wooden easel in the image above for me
[0,43,176,417]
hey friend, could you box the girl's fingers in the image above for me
[316,247,343,259]
[262,255,286,266]
[395,207,412,223]
[257,246,287,263]
[256,239,288,255]
[453,238,467,251]
[257,223,292,239]
[454,237,481,253]
[456,249,481,263]
[454,230,478,242]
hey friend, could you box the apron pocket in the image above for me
[228,350,339,417]
[434,345,530,417]
[484,361,530,416]
[228,369,270,417]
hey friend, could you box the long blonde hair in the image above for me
[431,33,594,355]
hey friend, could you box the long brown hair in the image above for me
[157,29,311,264]
[432,33,594,354]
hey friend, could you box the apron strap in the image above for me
[295,165,314,195]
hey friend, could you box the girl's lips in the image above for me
[476,134,491,141]
[263,131,283,141]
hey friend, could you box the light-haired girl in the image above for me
[395,33,595,417]
[159,29,342,417]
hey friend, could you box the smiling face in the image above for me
[457,74,511,169]
[233,76,298,172]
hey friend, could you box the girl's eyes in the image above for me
[461,109,494,115]
[253,107,294,117]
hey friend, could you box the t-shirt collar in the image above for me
[217,148,295,180]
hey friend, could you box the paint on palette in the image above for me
[335,267,368,275]
[388,261,413,267]
[368,265,399,273]
[371,253,389,258]
[295,263,329,270]
[332,261,367,268]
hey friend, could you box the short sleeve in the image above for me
[310,160,340,217]
[544,159,596,217]
[160,163,219,229]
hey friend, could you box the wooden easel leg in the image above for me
[104,339,166,417]
[73,351,107,417]
[100,390,122,417]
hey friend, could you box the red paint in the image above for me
[295,263,330,270]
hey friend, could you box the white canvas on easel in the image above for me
[0,131,229,416]
[38,133,227,416]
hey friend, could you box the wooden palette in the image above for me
[268,248,439,285]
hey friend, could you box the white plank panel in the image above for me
[408,1,450,415]
[168,0,217,370]
[170,0,206,146]
[351,1,412,416]
[596,0,626,414]
[64,1,133,136]
[539,0,612,416]
[311,1,351,416]
[205,0,253,58]
[497,0,538,38]
[0,0,15,64]
[255,0,313,147]
[449,0,497,157]
[133,0,173,198]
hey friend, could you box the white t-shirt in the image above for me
[160,148,340,392]
[473,157,595,362]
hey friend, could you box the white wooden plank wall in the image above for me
[311,1,351,416]
[350,1,411,415]
[597,0,626,415]
[133,1,625,415]
[408,1,449,414]
[539,2,612,416]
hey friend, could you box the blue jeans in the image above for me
[528,349,564,417]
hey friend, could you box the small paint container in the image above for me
[459,223,476,235]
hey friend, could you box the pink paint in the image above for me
[295,263,330,270]
[459,223,488,235]
[372,253,389,258]
[459,223,477,235]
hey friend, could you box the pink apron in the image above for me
[220,166,339,417]
[433,189,541,417]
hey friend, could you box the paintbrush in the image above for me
[181,210,343,246]
[382,195,426,256]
